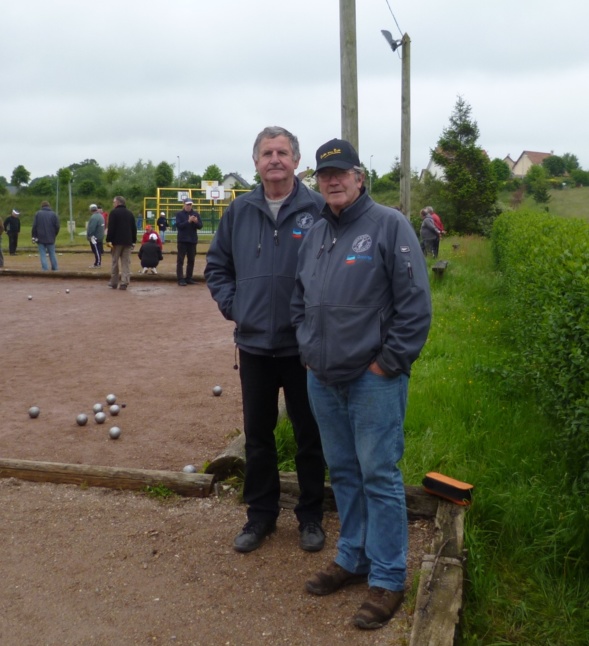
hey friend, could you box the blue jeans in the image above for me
[38,243,58,271]
[307,370,409,592]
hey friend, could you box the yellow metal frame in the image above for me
[141,186,249,233]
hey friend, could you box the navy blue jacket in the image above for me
[292,190,431,384]
[175,208,203,243]
[205,179,324,355]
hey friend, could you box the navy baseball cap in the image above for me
[315,138,360,173]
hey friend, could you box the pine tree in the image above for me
[431,97,499,234]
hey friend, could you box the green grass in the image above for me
[274,235,589,644]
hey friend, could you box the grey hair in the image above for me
[425,205,434,214]
[113,195,126,206]
[252,126,301,162]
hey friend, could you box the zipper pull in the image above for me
[316,244,325,259]
[256,242,261,257]
[407,261,413,279]
[274,230,279,246]
[327,236,337,252]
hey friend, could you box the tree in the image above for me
[203,164,223,182]
[155,161,174,188]
[11,164,31,187]
[562,153,580,173]
[29,176,56,196]
[490,158,511,182]
[431,96,499,234]
[523,164,551,206]
[570,168,589,186]
[542,155,566,177]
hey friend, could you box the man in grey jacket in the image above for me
[292,139,432,630]
[87,204,105,268]
[205,126,326,554]
[32,201,60,271]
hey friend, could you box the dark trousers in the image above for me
[239,349,325,526]
[176,241,196,280]
[7,232,18,255]
[90,239,103,266]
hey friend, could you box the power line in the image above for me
[384,0,403,37]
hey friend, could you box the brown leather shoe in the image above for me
[305,561,367,596]
[353,586,404,629]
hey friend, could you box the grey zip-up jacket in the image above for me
[205,178,324,355]
[292,190,431,385]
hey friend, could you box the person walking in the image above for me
[420,208,441,257]
[292,139,432,630]
[87,204,105,268]
[157,212,168,243]
[106,195,137,290]
[426,206,445,257]
[205,126,326,554]
[4,209,21,255]
[175,199,202,286]
[32,201,60,271]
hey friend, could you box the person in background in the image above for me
[205,126,326,554]
[32,201,60,271]
[175,199,202,286]
[426,206,445,257]
[87,204,105,268]
[420,208,441,257]
[141,224,162,248]
[4,209,21,256]
[292,138,431,630]
[157,211,168,243]
[106,195,137,290]
[138,232,163,274]
[0,217,4,268]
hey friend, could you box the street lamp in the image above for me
[369,155,374,193]
[381,30,411,218]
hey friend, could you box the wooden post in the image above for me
[339,0,359,152]
[400,33,411,218]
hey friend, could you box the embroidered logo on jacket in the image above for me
[352,234,372,253]
[296,213,315,229]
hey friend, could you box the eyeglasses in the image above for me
[316,168,355,182]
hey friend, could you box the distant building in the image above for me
[510,151,553,178]
[221,172,251,190]
[297,168,315,189]
[503,155,515,173]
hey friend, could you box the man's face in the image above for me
[316,168,364,215]
[254,136,299,186]
[183,203,193,211]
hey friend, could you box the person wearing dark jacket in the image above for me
[138,233,163,274]
[175,199,202,285]
[106,195,137,290]
[32,201,60,271]
[205,126,326,554]
[4,209,22,255]
[292,139,431,630]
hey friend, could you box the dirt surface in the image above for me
[0,252,434,646]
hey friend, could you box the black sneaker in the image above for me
[299,521,326,552]
[178,279,187,286]
[186,278,198,285]
[233,520,276,553]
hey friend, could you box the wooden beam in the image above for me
[0,458,214,497]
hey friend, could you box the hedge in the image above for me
[492,210,589,485]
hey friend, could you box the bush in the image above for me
[492,210,589,485]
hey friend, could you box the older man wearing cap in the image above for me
[292,138,432,630]
[4,209,21,255]
[175,198,202,286]
[87,204,105,268]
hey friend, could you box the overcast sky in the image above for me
[2,0,588,184]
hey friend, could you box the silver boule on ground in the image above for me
[109,426,121,439]
[76,414,88,426]
[28,406,40,419]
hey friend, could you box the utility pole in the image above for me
[399,33,411,218]
[339,0,359,153]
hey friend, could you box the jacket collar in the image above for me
[321,187,372,227]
